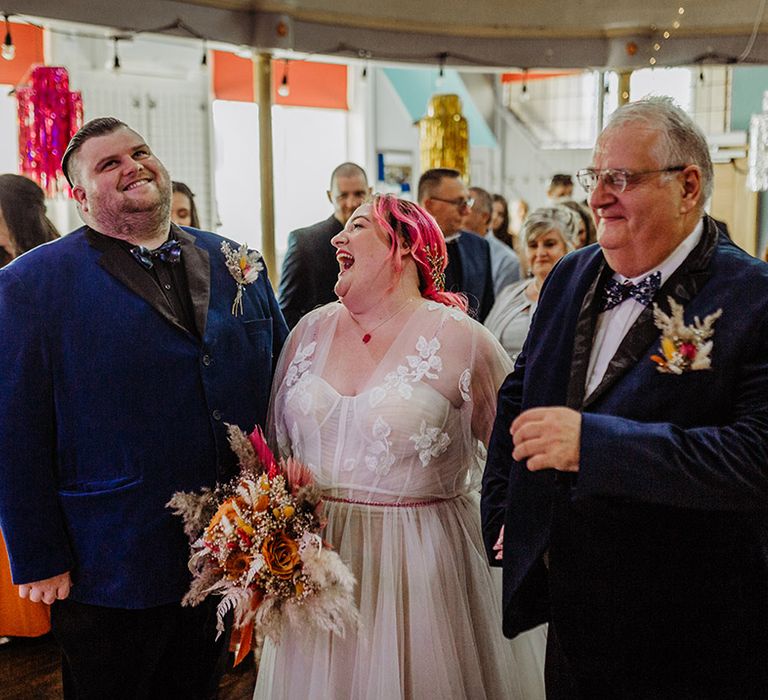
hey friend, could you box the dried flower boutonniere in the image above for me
[650,297,723,374]
[221,242,263,316]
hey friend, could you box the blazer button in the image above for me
[212,409,222,421]
[202,354,212,366]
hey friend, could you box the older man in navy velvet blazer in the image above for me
[0,118,288,698]
[482,98,768,698]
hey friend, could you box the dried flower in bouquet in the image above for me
[167,425,357,663]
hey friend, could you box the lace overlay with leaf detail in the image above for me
[365,417,396,476]
[410,419,451,467]
[383,336,443,399]
[257,301,545,700]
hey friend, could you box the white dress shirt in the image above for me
[584,220,704,397]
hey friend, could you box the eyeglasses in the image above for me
[429,196,474,210]
[576,166,686,194]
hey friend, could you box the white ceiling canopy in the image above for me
[5,0,768,70]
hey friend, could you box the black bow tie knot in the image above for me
[130,238,182,269]
[600,270,661,312]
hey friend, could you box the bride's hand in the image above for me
[493,525,504,560]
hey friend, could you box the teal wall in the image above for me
[382,67,497,148]
[731,67,768,131]
[732,66,768,255]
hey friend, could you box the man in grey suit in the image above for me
[278,162,371,328]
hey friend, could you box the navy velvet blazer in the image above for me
[482,217,768,688]
[445,232,495,322]
[278,215,343,328]
[0,225,288,608]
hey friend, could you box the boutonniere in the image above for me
[221,242,264,316]
[650,297,722,374]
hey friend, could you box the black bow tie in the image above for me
[600,270,661,312]
[130,239,182,269]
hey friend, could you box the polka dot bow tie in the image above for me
[600,270,661,312]
[130,238,182,269]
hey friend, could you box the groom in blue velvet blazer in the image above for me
[482,98,768,698]
[0,118,288,697]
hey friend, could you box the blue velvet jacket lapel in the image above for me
[175,226,210,337]
[582,217,718,408]
[85,225,211,340]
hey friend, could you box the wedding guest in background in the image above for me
[0,117,287,698]
[0,173,58,266]
[465,187,521,296]
[561,199,597,248]
[0,173,59,645]
[546,174,574,202]
[484,205,577,362]
[278,162,371,328]
[419,168,495,321]
[171,180,201,229]
[490,193,514,248]
[255,194,545,699]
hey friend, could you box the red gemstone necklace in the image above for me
[349,298,416,344]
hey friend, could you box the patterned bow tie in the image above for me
[130,238,182,269]
[600,270,661,312]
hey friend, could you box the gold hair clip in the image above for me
[423,244,446,292]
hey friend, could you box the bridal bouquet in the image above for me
[168,425,357,663]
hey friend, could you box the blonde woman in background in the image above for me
[484,206,578,361]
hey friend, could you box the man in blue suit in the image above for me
[419,168,495,321]
[0,117,288,697]
[482,97,768,697]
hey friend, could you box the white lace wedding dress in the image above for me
[254,300,546,699]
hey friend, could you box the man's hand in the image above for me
[493,525,504,561]
[511,407,581,472]
[18,571,72,604]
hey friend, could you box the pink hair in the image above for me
[370,194,467,311]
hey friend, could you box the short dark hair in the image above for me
[549,173,573,188]
[329,162,368,190]
[62,117,129,186]
[172,181,200,229]
[417,168,461,203]
[469,186,492,217]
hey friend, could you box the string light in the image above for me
[435,52,447,88]
[650,4,687,66]
[358,49,371,82]
[112,36,121,72]
[2,14,14,61]
[521,67,530,102]
[277,60,290,97]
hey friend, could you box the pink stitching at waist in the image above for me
[323,494,457,508]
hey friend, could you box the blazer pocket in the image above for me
[58,475,144,497]
[242,317,272,337]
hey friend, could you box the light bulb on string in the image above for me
[2,14,15,61]
[200,39,208,69]
[278,61,290,97]
[112,37,121,72]
[358,49,371,82]
[520,68,530,102]
[435,52,447,88]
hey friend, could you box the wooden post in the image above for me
[256,52,277,282]
[618,71,632,107]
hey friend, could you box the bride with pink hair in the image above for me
[254,194,545,699]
